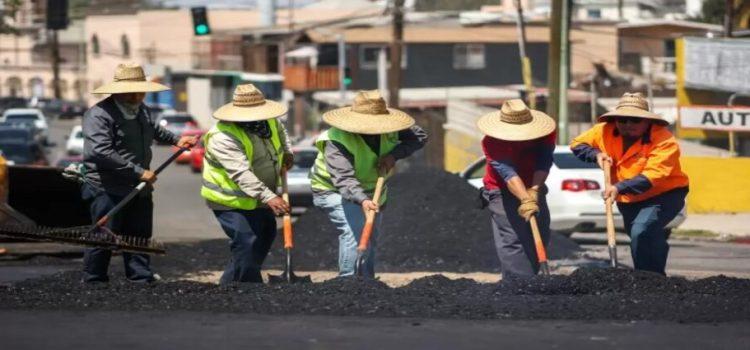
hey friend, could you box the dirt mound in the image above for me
[2,268,749,322]
[272,164,582,273]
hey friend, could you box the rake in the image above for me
[0,148,188,255]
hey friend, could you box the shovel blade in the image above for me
[608,245,618,268]
[267,270,312,284]
[539,261,551,276]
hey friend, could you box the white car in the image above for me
[459,146,686,236]
[287,146,318,207]
[0,108,49,143]
[65,125,84,155]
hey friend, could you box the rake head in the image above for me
[0,223,166,254]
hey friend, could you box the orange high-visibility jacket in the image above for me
[570,122,689,203]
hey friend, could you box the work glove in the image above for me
[526,187,539,202]
[517,198,539,222]
[62,163,85,184]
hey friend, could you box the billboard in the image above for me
[683,38,750,94]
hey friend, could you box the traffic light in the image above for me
[47,0,69,30]
[191,7,211,36]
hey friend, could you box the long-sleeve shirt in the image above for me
[83,96,179,195]
[570,122,689,203]
[205,121,292,210]
[482,133,556,190]
[314,125,428,204]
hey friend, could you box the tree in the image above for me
[693,0,726,24]
[414,0,497,12]
[0,0,23,34]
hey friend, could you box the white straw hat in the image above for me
[599,92,667,125]
[476,99,556,141]
[212,84,288,122]
[92,63,170,94]
[322,90,415,135]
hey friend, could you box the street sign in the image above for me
[679,105,750,132]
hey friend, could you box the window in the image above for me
[453,44,485,70]
[91,34,99,55]
[587,9,602,19]
[121,34,130,58]
[359,45,407,70]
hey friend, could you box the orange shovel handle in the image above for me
[281,169,294,249]
[603,161,617,249]
[357,176,385,252]
[529,216,548,263]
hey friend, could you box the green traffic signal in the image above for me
[343,77,352,86]
[196,24,209,35]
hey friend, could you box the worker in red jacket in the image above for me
[477,99,557,277]
[571,92,689,275]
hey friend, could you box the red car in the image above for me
[190,139,205,173]
[171,128,204,164]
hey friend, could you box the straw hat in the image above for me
[322,90,415,135]
[599,92,667,125]
[476,99,556,141]
[92,63,170,94]
[212,84,288,122]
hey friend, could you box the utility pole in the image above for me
[724,0,734,38]
[549,0,571,144]
[388,0,404,108]
[337,34,346,103]
[514,0,536,109]
[51,30,61,99]
[548,0,562,121]
[288,0,294,32]
[618,0,624,21]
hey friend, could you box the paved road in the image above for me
[2,311,748,350]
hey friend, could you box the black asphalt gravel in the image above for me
[274,165,582,273]
[1,268,749,322]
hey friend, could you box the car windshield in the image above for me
[553,152,599,169]
[291,150,318,172]
[0,144,33,164]
[75,130,83,139]
[5,114,38,121]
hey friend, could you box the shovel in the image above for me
[268,169,311,284]
[529,216,551,275]
[354,176,385,277]
[85,147,189,240]
[603,161,618,268]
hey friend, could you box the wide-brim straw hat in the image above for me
[322,90,415,135]
[476,99,556,141]
[92,63,170,94]
[599,92,668,125]
[213,84,288,122]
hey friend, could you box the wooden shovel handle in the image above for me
[357,176,385,252]
[281,169,293,249]
[529,216,548,264]
[603,161,617,249]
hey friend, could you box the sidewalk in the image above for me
[679,213,750,238]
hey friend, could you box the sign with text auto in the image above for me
[679,106,750,131]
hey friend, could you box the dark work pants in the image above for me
[213,208,277,284]
[81,183,154,283]
[617,187,688,275]
[483,187,551,277]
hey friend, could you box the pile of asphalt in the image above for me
[1,268,749,322]
[270,165,582,273]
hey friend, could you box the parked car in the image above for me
[58,102,87,119]
[1,108,49,144]
[459,146,686,236]
[0,127,48,166]
[56,155,83,168]
[65,125,84,155]
[287,146,318,207]
[189,139,205,173]
[171,128,205,164]
[155,112,197,142]
[0,97,29,112]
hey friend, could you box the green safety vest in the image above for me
[201,119,283,210]
[310,128,399,205]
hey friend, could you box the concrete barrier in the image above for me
[682,157,750,213]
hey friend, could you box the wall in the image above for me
[681,157,750,213]
[443,100,490,172]
[350,43,549,90]
[85,14,141,105]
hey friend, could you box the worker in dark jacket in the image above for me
[571,92,689,275]
[82,63,196,283]
[477,99,557,277]
[310,90,427,278]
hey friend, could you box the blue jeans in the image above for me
[213,208,277,284]
[313,192,382,277]
[617,187,688,275]
[81,183,154,283]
